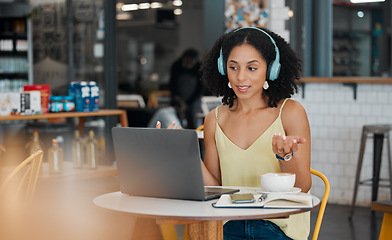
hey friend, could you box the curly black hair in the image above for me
[200,27,302,108]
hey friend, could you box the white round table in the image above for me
[94,187,320,240]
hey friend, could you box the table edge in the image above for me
[93,191,320,221]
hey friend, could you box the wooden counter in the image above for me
[298,77,392,99]
[0,109,128,167]
[0,109,129,134]
[38,161,118,182]
[300,77,392,84]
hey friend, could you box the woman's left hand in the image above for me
[272,133,306,157]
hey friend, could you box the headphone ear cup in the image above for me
[217,48,226,76]
[268,60,281,81]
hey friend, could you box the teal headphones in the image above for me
[217,27,281,81]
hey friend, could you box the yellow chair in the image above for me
[0,150,43,240]
[159,223,180,240]
[310,168,330,240]
[195,124,204,132]
[371,200,392,240]
[0,150,44,205]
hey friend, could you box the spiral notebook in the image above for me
[212,193,313,209]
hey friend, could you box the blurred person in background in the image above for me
[169,48,203,129]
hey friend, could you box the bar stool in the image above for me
[349,124,392,218]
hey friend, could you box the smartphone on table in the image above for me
[230,193,255,203]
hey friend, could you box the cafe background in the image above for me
[0,0,392,207]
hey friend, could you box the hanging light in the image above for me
[151,2,163,8]
[138,3,150,9]
[350,0,385,3]
[122,4,138,11]
[173,0,183,7]
[174,8,182,15]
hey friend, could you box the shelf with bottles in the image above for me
[0,37,28,53]
[0,56,28,74]
[0,78,29,92]
[0,17,31,91]
[0,17,28,54]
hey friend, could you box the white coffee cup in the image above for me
[260,172,296,192]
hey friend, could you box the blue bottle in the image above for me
[89,81,99,112]
[75,81,90,112]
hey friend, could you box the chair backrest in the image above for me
[0,150,44,205]
[147,90,171,108]
[310,168,330,240]
[200,96,222,117]
[117,94,146,108]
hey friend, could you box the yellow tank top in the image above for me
[215,98,310,240]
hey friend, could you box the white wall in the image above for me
[293,83,392,206]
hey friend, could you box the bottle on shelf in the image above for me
[29,129,43,155]
[72,130,83,169]
[97,136,106,165]
[48,138,63,173]
[85,130,98,169]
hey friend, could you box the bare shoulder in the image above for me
[281,99,307,117]
[204,108,217,128]
[281,99,309,133]
[205,104,230,122]
[204,106,221,133]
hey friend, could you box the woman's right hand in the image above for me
[155,121,181,129]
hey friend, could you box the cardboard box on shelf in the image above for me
[9,91,41,115]
[24,84,50,114]
[0,93,12,116]
[0,91,41,116]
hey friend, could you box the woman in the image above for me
[199,27,312,240]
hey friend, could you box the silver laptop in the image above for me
[111,127,239,201]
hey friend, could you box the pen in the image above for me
[258,193,268,202]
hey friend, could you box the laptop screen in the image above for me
[112,127,207,200]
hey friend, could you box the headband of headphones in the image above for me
[217,27,281,81]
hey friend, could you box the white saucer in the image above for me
[256,187,302,194]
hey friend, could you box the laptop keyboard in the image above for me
[205,190,222,197]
